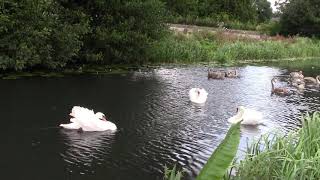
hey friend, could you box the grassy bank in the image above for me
[150,31,320,64]
[165,112,320,180]
[232,112,320,179]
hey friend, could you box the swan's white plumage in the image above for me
[59,122,81,129]
[189,88,208,104]
[228,106,263,125]
[60,106,117,131]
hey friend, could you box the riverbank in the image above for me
[149,28,320,63]
[1,57,319,80]
[2,24,320,78]
[231,112,320,179]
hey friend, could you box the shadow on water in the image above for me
[1,59,320,180]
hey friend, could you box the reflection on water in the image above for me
[60,130,116,175]
[1,60,320,180]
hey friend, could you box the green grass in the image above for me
[150,31,320,64]
[231,112,320,180]
[148,33,218,63]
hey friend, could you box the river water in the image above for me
[1,61,320,180]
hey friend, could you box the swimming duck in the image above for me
[225,69,239,78]
[208,69,225,79]
[271,78,290,96]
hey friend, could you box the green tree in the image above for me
[256,0,272,22]
[280,0,320,37]
[63,0,167,64]
[0,0,89,70]
[162,0,199,17]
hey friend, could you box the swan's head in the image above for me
[316,75,320,82]
[229,106,245,124]
[95,112,107,121]
[237,106,245,113]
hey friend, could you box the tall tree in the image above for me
[280,0,320,37]
[0,0,89,70]
[256,0,272,22]
[62,0,167,64]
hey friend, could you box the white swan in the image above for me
[189,88,208,104]
[60,106,117,131]
[228,106,263,125]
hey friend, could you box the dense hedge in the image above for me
[161,0,272,23]
[280,0,320,37]
[0,0,167,70]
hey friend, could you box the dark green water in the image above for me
[1,60,320,180]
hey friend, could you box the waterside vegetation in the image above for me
[165,112,320,180]
[1,0,320,73]
[150,31,320,63]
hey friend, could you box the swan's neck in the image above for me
[271,80,275,91]
[316,76,320,84]
[232,109,244,123]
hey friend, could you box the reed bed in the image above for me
[232,112,320,180]
[150,32,320,63]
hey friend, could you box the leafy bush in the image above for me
[74,0,167,64]
[0,0,89,70]
[280,0,320,37]
[256,21,281,36]
[0,0,167,71]
[149,34,217,63]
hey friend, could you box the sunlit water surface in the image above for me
[1,62,320,180]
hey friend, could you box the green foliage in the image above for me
[162,0,199,17]
[164,165,183,180]
[164,122,241,180]
[280,0,320,37]
[256,21,281,36]
[197,122,241,180]
[232,112,320,179]
[255,0,272,22]
[213,38,320,62]
[149,33,217,63]
[0,0,167,71]
[0,0,89,70]
[162,0,268,26]
[71,0,167,64]
[150,32,320,63]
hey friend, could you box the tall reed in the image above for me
[233,112,320,180]
[150,31,320,63]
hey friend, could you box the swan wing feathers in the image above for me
[60,122,81,129]
[242,109,263,125]
[69,106,98,131]
[189,88,208,104]
[68,106,117,131]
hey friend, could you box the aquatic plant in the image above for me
[164,122,241,180]
[164,165,183,180]
[233,112,320,179]
[197,122,241,180]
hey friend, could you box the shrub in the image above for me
[0,0,89,70]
